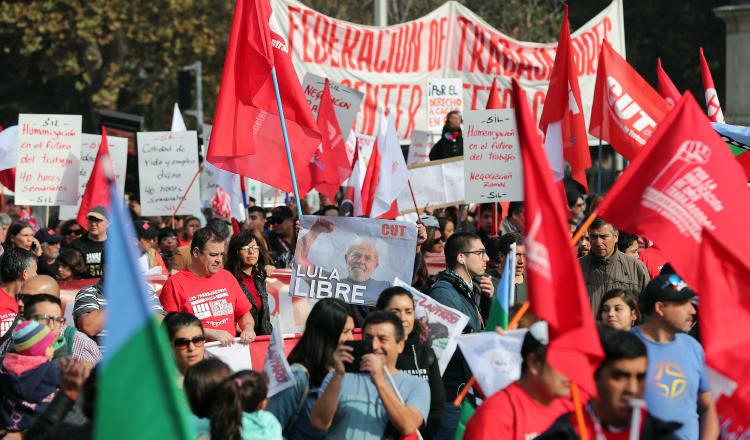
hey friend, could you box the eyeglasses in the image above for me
[30,314,66,325]
[172,336,206,349]
[241,245,260,252]
[461,249,487,257]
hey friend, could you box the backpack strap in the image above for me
[283,365,310,438]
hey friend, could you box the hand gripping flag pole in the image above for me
[272,67,304,219]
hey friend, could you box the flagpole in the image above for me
[571,382,589,440]
[271,67,304,219]
[570,210,598,246]
[407,179,422,221]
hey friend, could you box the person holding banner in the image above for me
[429,111,463,161]
[377,287,445,440]
[225,230,273,336]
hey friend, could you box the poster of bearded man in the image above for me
[291,216,417,308]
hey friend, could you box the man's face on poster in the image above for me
[345,242,379,283]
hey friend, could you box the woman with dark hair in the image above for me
[225,230,273,335]
[268,298,355,439]
[163,312,207,376]
[4,222,41,256]
[184,358,232,438]
[597,289,640,331]
[209,370,282,440]
[429,110,463,161]
[178,216,201,247]
[57,249,88,281]
[376,286,445,439]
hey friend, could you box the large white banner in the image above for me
[271,0,625,141]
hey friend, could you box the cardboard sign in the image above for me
[463,109,523,202]
[397,157,464,213]
[137,131,201,216]
[291,216,417,306]
[302,73,364,140]
[205,338,253,371]
[407,130,432,165]
[59,133,128,219]
[15,114,81,206]
[427,78,464,132]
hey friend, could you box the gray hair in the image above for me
[0,214,11,227]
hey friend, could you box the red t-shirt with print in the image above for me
[159,268,251,336]
[0,288,18,337]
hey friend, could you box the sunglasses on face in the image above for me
[172,336,206,349]
[67,229,83,236]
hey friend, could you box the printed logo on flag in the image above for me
[705,89,723,121]
[606,76,659,145]
[525,214,552,280]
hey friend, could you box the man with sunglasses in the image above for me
[66,206,109,278]
[631,273,719,440]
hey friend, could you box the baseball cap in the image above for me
[35,228,63,245]
[134,220,160,239]
[271,206,294,223]
[87,205,109,221]
[642,273,696,310]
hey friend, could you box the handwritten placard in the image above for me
[302,73,364,140]
[463,109,523,202]
[59,134,128,220]
[427,78,463,132]
[15,114,81,206]
[137,131,201,216]
[407,130,432,165]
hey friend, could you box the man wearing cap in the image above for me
[35,229,63,279]
[266,206,295,268]
[631,274,718,440]
[66,206,108,278]
[464,322,575,440]
[134,220,167,275]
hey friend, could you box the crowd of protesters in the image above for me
[0,113,721,439]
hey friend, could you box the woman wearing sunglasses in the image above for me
[225,230,273,336]
[163,312,207,377]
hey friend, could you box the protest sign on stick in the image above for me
[302,73,364,140]
[397,157,464,214]
[15,114,82,206]
[394,279,469,375]
[463,109,523,203]
[137,131,201,216]
[291,216,417,306]
[407,130,432,165]
[60,134,128,219]
[427,79,464,132]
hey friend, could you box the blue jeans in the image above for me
[433,403,460,440]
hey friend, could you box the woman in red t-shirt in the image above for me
[225,230,273,336]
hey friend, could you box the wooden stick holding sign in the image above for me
[170,166,202,228]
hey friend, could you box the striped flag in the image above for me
[94,183,194,440]
[485,243,516,330]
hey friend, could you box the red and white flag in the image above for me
[207,0,320,194]
[486,77,502,110]
[699,47,725,123]
[78,127,114,230]
[370,109,408,219]
[310,79,351,200]
[540,5,591,191]
[656,58,681,108]
[513,79,603,396]
[341,138,365,216]
[596,92,750,426]
[589,40,669,161]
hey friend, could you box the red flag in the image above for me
[486,78,501,110]
[78,128,113,230]
[540,5,591,191]
[0,168,15,192]
[589,40,669,160]
[207,0,320,194]
[513,79,603,395]
[656,58,681,108]
[699,47,725,123]
[360,138,381,216]
[310,79,351,200]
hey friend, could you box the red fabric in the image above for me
[241,274,262,312]
[638,246,667,278]
[737,151,750,180]
[485,77,501,110]
[78,127,113,231]
[513,79,603,396]
[360,137,382,217]
[596,93,750,422]
[589,40,669,161]
[375,200,399,220]
[159,268,252,337]
[656,58,681,108]
[311,79,351,200]
[699,47,725,123]
[0,168,15,192]
[539,5,591,191]
[0,288,18,337]
[206,0,321,194]
[464,382,573,440]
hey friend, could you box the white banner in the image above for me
[407,130,432,165]
[427,78,464,131]
[302,73,364,140]
[396,157,464,213]
[264,316,296,397]
[59,134,128,220]
[463,109,523,202]
[137,131,201,216]
[15,114,81,206]
[394,278,469,375]
[457,329,526,396]
[205,338,253,372]
[271,0,625,142]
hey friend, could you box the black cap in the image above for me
[271,206,294,223]
[87,205,109,221]
[35,228,63,245]
[133,220,159,239]
[643,273,696,310]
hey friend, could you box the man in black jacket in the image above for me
[538,327,680,440]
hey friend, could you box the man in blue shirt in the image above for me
[310,311,430,439]
[632,273,719,440]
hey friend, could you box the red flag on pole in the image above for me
[656,58,681,108]
[310,79,351,200]
[589,40,669,161]
[78,128,114,230]
[539,5,591,191]
[513,79,603,395]
[485,78,501,110]
[360,138,381,217]
[699,47,725,123]
[207,0,320,194]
